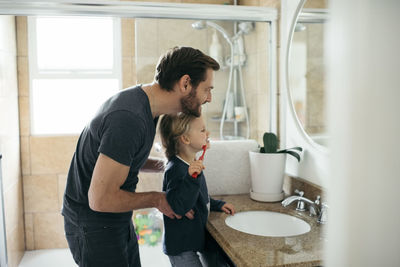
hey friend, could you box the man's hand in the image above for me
[185,209,195,220]
[156,192,182,219]
[140,157,165,173]
[221,203,235,215]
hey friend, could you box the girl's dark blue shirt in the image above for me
[163,155,225,256]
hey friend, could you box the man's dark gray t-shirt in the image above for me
[62,85,158,226]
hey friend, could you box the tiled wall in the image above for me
[15,0,280,251]
[305,23,325,135]
[0,16,25,267]
[16,16,80,250]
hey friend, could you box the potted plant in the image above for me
[249,132,302,202]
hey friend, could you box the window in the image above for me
[28,16,121,135]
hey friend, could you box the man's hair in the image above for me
[159,113,197,161]
[154,46,220,92]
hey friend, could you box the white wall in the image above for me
[325,0,400,266]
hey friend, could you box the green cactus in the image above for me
[259,132,303,162]
[263,132,278,153]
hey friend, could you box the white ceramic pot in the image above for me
[249,151,286,202]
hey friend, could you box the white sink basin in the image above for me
[225,210,311,237]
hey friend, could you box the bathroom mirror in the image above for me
[288,9,329,147]
[281,0,329,187]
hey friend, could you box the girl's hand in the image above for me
[221,203,235,215]
[188,160,205,176]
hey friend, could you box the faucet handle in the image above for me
[317,202,329,224]
[294,190,306,211]
[294,189,304,197]
[308,196,321,217]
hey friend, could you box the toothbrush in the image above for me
[192,145,207,178]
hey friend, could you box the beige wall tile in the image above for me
[0,137,21,191]
[16,16,28,56]
[182,0,233,4]
[6,219,25,267]
[24,213,34,250]
[4,178,24,237]
[30,136,78,174]
[135,19,158,84]
[135,19,158,58]
[58,174,67,209]
[205,75,228,115]
[23,174,59,213]
[121,18,135,57]
[242,53,257,98]
[33,213,68,249]
[306,92,325,127]
[238,0,260,6]
[304,0,327,9]
[19,136,30,175]
[122,56,134,88]
[259,0,280,8]
[245,93,257,139]
[257,50,269,94]
[157,19,208,55]
[256,92,270,134]
[17,56,29,97]
[18,96,30,136]
[242,25,257,55]
[256,22,269,53]
[136,58,157,85]
[132,57,137,86]
[127,0,181,2]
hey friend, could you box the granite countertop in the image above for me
[207,194,325,267]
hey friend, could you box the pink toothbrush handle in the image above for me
[192,145,207,178]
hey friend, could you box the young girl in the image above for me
[159,113,235,267]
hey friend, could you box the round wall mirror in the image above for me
[288,8,329,147]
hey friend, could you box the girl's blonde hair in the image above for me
[159,113,197,160]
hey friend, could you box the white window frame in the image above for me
[27,15,122,136]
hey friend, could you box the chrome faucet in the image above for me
[282,189,327,224]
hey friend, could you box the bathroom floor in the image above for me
[19,244,171,267]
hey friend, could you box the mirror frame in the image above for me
[280,0,329,187]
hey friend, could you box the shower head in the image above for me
[191,20,232,46]
[295,23,306,32]
[192,21,206,30]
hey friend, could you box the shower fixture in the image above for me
[192,21,231,44]
[192,20,254,140]
[295,23,306,32]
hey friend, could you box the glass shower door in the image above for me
[135,18,272,142]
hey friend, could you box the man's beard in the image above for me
[181,87,201,117]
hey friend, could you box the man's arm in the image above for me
[140,157,165,173]
[88,153,180,219]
